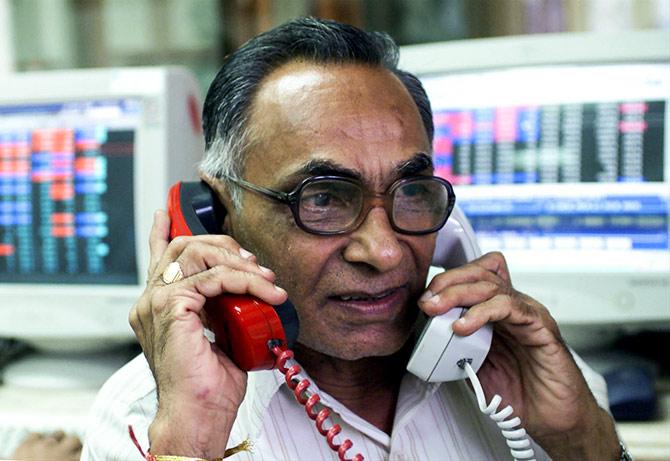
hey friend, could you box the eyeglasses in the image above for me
[224,174,456,236]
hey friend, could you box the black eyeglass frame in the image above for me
[224,174,456,236]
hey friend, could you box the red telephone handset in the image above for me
[166,181,298,371]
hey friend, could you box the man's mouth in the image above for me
[327,286,408,317]
[335,288,397,302]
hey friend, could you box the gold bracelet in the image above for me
[149,439,253,461]
[129,424,252,461]
[152,457,213,461]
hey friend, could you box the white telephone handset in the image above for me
[407,206,536,461]
[407,205,493,382]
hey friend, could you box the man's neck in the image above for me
[292,343,411,434]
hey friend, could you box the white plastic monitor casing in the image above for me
[0,67,205,351]
[407,206,493,382]
[400,30,670,335]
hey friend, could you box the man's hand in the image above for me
[12,431,81,461]
[419,251,620,461]
[129,210,287,458]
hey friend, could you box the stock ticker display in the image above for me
[0,101,138,284]
[433,101,665,184]
[433,100,668,253]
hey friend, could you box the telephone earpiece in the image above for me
[166,181,299,371]
[432,205,481,267]
[167,181,227,237]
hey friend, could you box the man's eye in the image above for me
[303,192,334,208]
[301,181,358,210]
[400,184,428,197]
[312,193,331,207]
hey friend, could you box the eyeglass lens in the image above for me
[298,180,363,232]
[392,179,450,232]
[297,178,450,234]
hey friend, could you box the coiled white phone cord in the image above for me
[461,360,536,461]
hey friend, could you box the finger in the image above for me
[419,280,502,316]
[59,435,83,452]
[175,265,289,310]
[129,302,146,343]
[152,234,262,284]
[131,292,159,358]
[473,251,512,284]
[451,293,536,337]
[422,262,503,303]
[50,430,66,441]
[21,432,42,443]
[172,241,275,283]
[148,209,171,277]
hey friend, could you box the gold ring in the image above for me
[162,261,184,284]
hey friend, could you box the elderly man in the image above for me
[82,17,625,461]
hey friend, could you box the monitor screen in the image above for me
[401,30,670,329]
[0,99,139,285]
[423,63,669,276]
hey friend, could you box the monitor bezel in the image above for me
[0,67,204,349]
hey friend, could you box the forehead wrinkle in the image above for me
[330,111,406,143]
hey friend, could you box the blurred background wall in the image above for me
[1,0,668,92]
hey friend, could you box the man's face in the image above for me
[230,61,436,360]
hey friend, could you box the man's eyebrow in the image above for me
[287,159,362,181]
[394,152,434,177]
[281,152,433,188]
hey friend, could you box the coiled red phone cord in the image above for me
[270,344,364,461]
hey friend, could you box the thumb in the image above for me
[148,209,171,276]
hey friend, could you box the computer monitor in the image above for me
[0,67,204,355]
[400,30,670,345]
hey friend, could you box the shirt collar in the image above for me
[237,363,442,446]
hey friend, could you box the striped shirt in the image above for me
[81,352,609,461]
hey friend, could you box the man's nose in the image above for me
[342,206,403,272]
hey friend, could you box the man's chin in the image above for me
[296,330,413,362]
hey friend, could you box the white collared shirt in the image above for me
[81,352,609,461]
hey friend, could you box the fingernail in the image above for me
[419,290,433,302]
[428,295,440,305]
[260,265,274,275]
[275,285,287,294]
[239,248,254,259]
[457,317,468,326]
